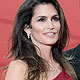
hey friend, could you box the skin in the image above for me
[5,4,62,80]
[25,4,62,79]
[25,4,60,61]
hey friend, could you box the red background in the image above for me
[0,0,80,80]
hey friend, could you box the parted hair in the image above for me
[7,0,77,80]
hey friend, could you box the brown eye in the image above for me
[51,16,59,22]
[38,18,46,22]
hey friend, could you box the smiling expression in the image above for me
[25,3,61,47]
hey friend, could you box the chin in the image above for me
[44,40,58,46]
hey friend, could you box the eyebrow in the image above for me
[52,14,59,17]
[36,16,47,19]
[36,14,59,19]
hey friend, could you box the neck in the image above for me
[36,44,53,62]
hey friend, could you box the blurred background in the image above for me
[0,0,80,80]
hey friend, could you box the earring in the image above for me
[27,33,30,39]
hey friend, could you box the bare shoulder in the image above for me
[9,60,27,68]
[5,60,28,80]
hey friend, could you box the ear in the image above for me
[24,24,31,35]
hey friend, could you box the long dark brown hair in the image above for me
[6,0,77,80]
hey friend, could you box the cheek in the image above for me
[58,26,61,32]
[55,24,61,39]
[53,21,61,31]
[30,25,42,36]
[58,22,61,30]
[31,22,44,34]
[56,24,61,32]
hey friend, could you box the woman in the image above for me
[5,0,77,80]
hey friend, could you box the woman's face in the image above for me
[26,4,60,46]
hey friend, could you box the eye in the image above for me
[51,16,59,22]
[37,18,46,22]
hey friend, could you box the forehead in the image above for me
[33,3,58,17]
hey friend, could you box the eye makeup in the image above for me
[51,15,59,22]
[36,14,59,22]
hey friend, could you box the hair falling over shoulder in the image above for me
[6,0,77,80]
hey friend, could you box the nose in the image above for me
[47,20,54,30]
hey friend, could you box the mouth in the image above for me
[45,33,56,35]
[43,32,56,36]
[44,32,56,35]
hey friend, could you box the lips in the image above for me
[44,32,56,36]
[46,33,55,35]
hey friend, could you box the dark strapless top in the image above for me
[53,70,73,80]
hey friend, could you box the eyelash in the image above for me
[52,17,59,21]
[37,18,46,22]
[37,17,59,22]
